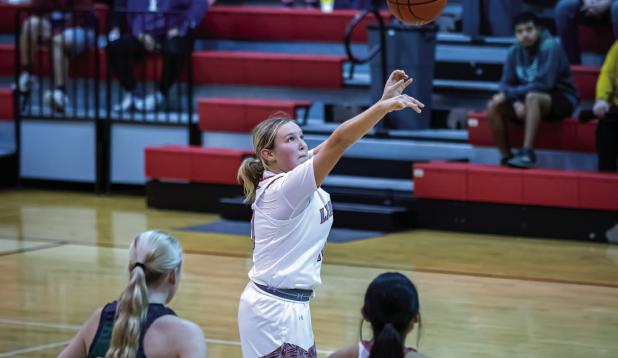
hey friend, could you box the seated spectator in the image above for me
[17,0,96,112]
[106,0,210,112]
[594,40,618,172]
[282,0,319,9]
[487,12,579,168]
[57,230,207,358]
[329,272,428,358]
[555,0,618,65]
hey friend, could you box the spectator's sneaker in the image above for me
[305,1,319,9]
[17,71,36,93]
[506,148,536,169]
[43,89,68,113]
[500,155,513,166]
[135,91,164,112]
[282,1,294,8]
[113,92,136,112]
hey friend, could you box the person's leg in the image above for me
[522,92,552,149]
[47,27,94,112]
[506,92,552,168]
[487,94,515,162]
[159,35,192,97]
[106,35,143,92]
[596,115,618,172]
[555,0,583,64]
[18,16,50,92]
[106,35,145,111]
[20,16,50,68]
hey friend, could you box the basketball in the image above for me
[386,0,447,26]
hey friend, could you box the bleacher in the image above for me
[1,0,615,240]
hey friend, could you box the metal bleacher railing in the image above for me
[13,7,196,193]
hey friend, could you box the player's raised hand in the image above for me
[382,94,424,114]
[381,70,413,101]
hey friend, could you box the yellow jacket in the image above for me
[597,41,618,106]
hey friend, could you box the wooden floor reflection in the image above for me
[1,190,617,357]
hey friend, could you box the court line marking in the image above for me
[1,234,617,289]
[0,318,81,330]
[0,318,334,356]
[0,340,72,357]
[0,241,69,257]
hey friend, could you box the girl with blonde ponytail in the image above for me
[59,231,206,358]
[238,70,423,357]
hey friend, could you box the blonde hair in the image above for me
[237,114,294,203]
[105,230,183,358]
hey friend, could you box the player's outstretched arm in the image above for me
[312,70,423,186]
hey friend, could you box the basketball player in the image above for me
[329,272,427,358]
[236,70,423,357]
[58,230,206,358]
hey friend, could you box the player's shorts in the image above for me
[238,282,317,358]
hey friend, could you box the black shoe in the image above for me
[506,148,536,169]
[500,154,513,166]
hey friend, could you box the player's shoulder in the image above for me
[152,315,204,337]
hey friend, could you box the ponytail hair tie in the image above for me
[132,262,146,271]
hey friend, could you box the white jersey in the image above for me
[248,157,333,289]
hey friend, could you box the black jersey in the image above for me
[87,301,176,358]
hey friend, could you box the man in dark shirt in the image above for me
[486,12,580,168]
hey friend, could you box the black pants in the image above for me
[106,34,192,95]
[597,111,618,172]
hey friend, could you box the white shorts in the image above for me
[238,282,317,358]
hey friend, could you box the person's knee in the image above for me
[525,92,547,105]
[22,16,44,38]
[487,99,499,115]
[52,33,65,49]
[555,0,580,16]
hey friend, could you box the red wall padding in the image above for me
[467,112,596,152]
[413,162,618,211]
[145,145,254,185]
[198,98,311,132]
[413,162,468,201]
[0,88,14,121]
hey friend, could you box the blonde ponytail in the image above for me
[105,266,148,358]
[105,231,183,358]
[237,157,264,203]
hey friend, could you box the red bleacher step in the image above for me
[192,51,345,88]
[145,145,254,185]
[198,98,311,132]
[413,162,618,211]
[199,6,392,42]
[0,88,14,121]
[467,112,597,152]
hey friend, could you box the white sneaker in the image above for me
[113,92,136,112]
[43,89,69,113]
[17,71,36,93]
[135,91,164,112]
